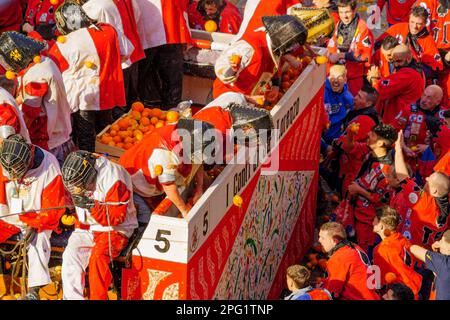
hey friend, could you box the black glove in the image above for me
[72,195,95,209]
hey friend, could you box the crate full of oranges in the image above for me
[95,102,181,158]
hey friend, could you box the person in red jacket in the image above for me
[377,0,416,26]
[22,0,62,40]
[284,264,332,300]
[372,35,399,79]
[0,0,23,33]
[372,206,423,299]
[318,222,380,300]
[327,0,374,96]
[434,149,450,175]
[376,6,443,82]
[60,151,138,300]
[416,0,450,107]
[192,0,242,34]
[432,110,450,161]
[393,84,445,179]
[367,44,425,125]
[0,134,66,300]
[213,15,307,99]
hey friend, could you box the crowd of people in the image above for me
[0,0,448,301]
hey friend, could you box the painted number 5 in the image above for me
[154,229,171,253]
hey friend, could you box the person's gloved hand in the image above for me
[72,195,95,209]
[344,51,368,63]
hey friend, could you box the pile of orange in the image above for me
[98,102,180,150]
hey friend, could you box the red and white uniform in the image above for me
[234,0,300,40]
[131,0,192,49]
[432,124,450,159]
[18,56,72,151]
[48,24,126,112]
[119,125,193,198]
[0,148,66,288]
[0,87,30,142]
[62,155,138,300]
[327,16,374,96]
[377,0,416,25]
[82,0,145,68]
[24,0,58,27]
[372,65,425,125]
[0,0,23,33]
[213,29,280,98]
[379,22,444,72]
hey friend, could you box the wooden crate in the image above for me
[95,113,128,160]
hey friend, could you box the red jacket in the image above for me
[0,0,23,33]
[434,149,450,175]
[433,125,450,159]
[390,178,450,249]
[377,0,416,25]
[25,0,59,26]
[372,65,425,125]
[416,0,450,50]
[379,22,444,72]
[373,48,394,78]
[373,232,422,299]
[325,243,380,300]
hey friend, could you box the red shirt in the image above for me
[377,0,416,25]
[373,232,422,299]
[325,243,381,300]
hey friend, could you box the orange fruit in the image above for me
[131,101,144,112]
[140,116,150,126]
[84,61,95,69]
[150,116,159,125]
[230,54,241,65]
[155,121,164,129]
[124,136,133,144]
[142,108,152,118]
[133,129,143,136]
[118,118,130,130]
[119,130,130,139]
[113,135,122,143]
[109,129,118,137]
[282,74,290,82]
[61,214,76,226]
[256,97,264,105]
[135,132,144,141]
[116,142,125,149]
[204,20,218,33]
[154,165,163,176]
[131,110,141,121]
[108,141,116,147]
[56,35,66,43]
[315,55,328,64]
[385,272,397,284]
[5,71,16,80]
[158,112,167,121]
[166,111,180,123]
[100,135,112,144]
[152,108,162,118]
[50,0,59,5]
[111,124,120,131]
[281,81,290,90]
[124,142,134,150]
[33,55,41,64]
[233,195,243,207]
[139,125,149,133]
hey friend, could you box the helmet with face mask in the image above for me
[175,118,218,166]
[55,1,93,35]
[227,103,274,145]
[61,151,98,194]
[0,32,45,73]
[262,15,307,56]
[0,134,33,181]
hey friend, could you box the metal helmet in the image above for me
[0,32,45,73]
[289,7,335,45]
[227,103,274,145]
[61,150,98,194]
[262,15,307,56]
[0,134,32,181]
[55,1,93,35]
[175,118,218,165]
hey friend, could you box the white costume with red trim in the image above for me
[82,0,145,68]
[0,87,30,142]
[48,24,126,112]
[0,148,66,288]
[62,155,138,300]
[18,56,72,151]
[131,0,192,49]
